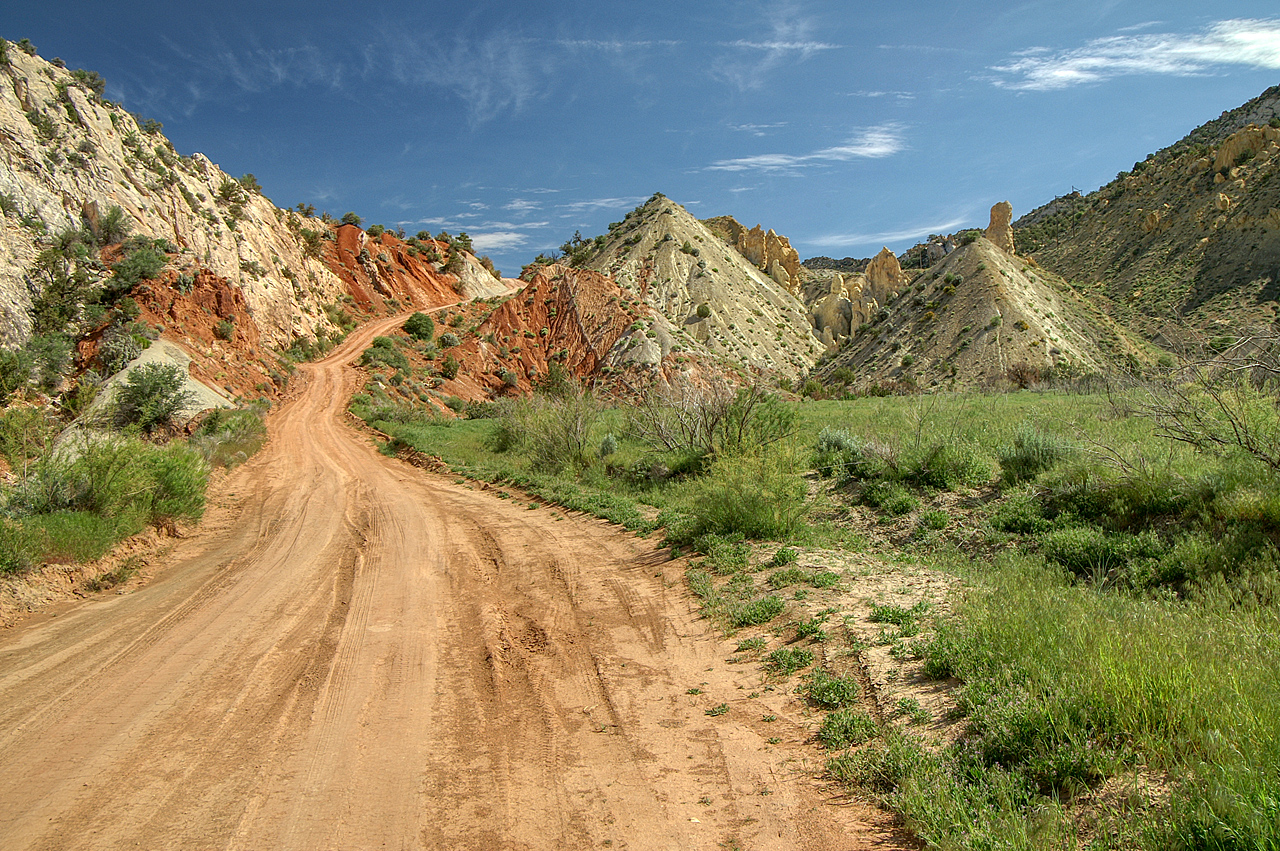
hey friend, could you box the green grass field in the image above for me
[358,379,1280,850]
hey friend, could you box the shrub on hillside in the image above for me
[112,363,194,434]
[403,312,436,341]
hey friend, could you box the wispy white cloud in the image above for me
[555,38,681,51]
[470,231,531,253]
[729,122,788,136]
[712,5,842,90]
[380,31,555,123]
[558,196,650,213]
[722,39,839,53]
[706,124,906,173]
[808,216,969,250]
[505,198,542,214]
[992,18,1280,90]
[846,89,916,100]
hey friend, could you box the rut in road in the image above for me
[0,314,905,850]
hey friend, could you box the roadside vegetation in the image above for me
[0,360,266,578]
[354,331,1280,850]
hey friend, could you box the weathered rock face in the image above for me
[984,201,1016,254]
[1012,84,1280,339]
[441,264,648,398]
[0,45,509,354]
[703,215,802,294]
[588,197,820,378]
[864,247,905,302]
[807,274,853,353]
[1213,124,1280,172]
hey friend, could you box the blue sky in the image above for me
[5,2,1280,273]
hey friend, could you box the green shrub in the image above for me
[140,443,208,521]
[989,489,1050,534]
[95,205,131,246]
[918,509,950,530]
[214,319,235,341]
[696,532,751,574]
[805,669,860,708]
[107,247,166,301]
[819,709,878,750]
[682,447,807,540]
[863,481,918,515]
[403,312,436,340]
[997,423,1078,484]
[438,332,460,348]
[731,594,784,627]
[190,407,267,468]
[766,645,814,675]
[906,440,991,490]
[769,546,798,566]
[361,338,409,371]
[0,519,39,575]
[112,363,194,434]
[1039,524,1163,579]
[870,601,928,636]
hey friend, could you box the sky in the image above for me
[4,2,1280,274]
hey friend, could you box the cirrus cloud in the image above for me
[992,18,1280,91]
[707,124,906,173]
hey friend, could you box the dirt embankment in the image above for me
[0,313,907,850]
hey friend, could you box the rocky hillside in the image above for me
[0,41,511,401]
[812,213,1150,392]
[1015,85,1280,344]
[581,195,821,378]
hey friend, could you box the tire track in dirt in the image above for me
[0,312,911,850]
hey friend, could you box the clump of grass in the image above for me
[85,556,141,592]
[805,669,860,708]
[869,601,929,637]
[731,594,784,627]
[765,646,814,675]
[681,446,808,541]
[918,508,950,530]
[818,709,878,749]
[769,546,798,566]
[695,531,751,575]
[906,554,1280,848]
[735,636,767,653]
[997,422,1078,484]
[767,566,840,590]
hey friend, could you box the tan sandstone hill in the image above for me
[1015,84,1280,346]
[813,220,1150,392]
[582,194,821,379]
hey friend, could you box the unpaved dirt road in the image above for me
[0,316,904,850]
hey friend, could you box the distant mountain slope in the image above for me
[0,41,510,366]
[813,236,1150,391]
[582,195,821,378]
[1015,85,1280,342]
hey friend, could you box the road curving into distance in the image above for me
[0,315,904,850]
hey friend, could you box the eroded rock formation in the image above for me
[1213,124,1280,172]
[984,201,1016,254]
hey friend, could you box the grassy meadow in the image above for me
[354,360,1280,850]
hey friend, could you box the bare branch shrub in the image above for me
[1135,331,1280,471]
[627,376,795,460]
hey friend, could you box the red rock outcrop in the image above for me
[327,226,477,311]
[442,265,648,398]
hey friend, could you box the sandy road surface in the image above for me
[0,316,905,850]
